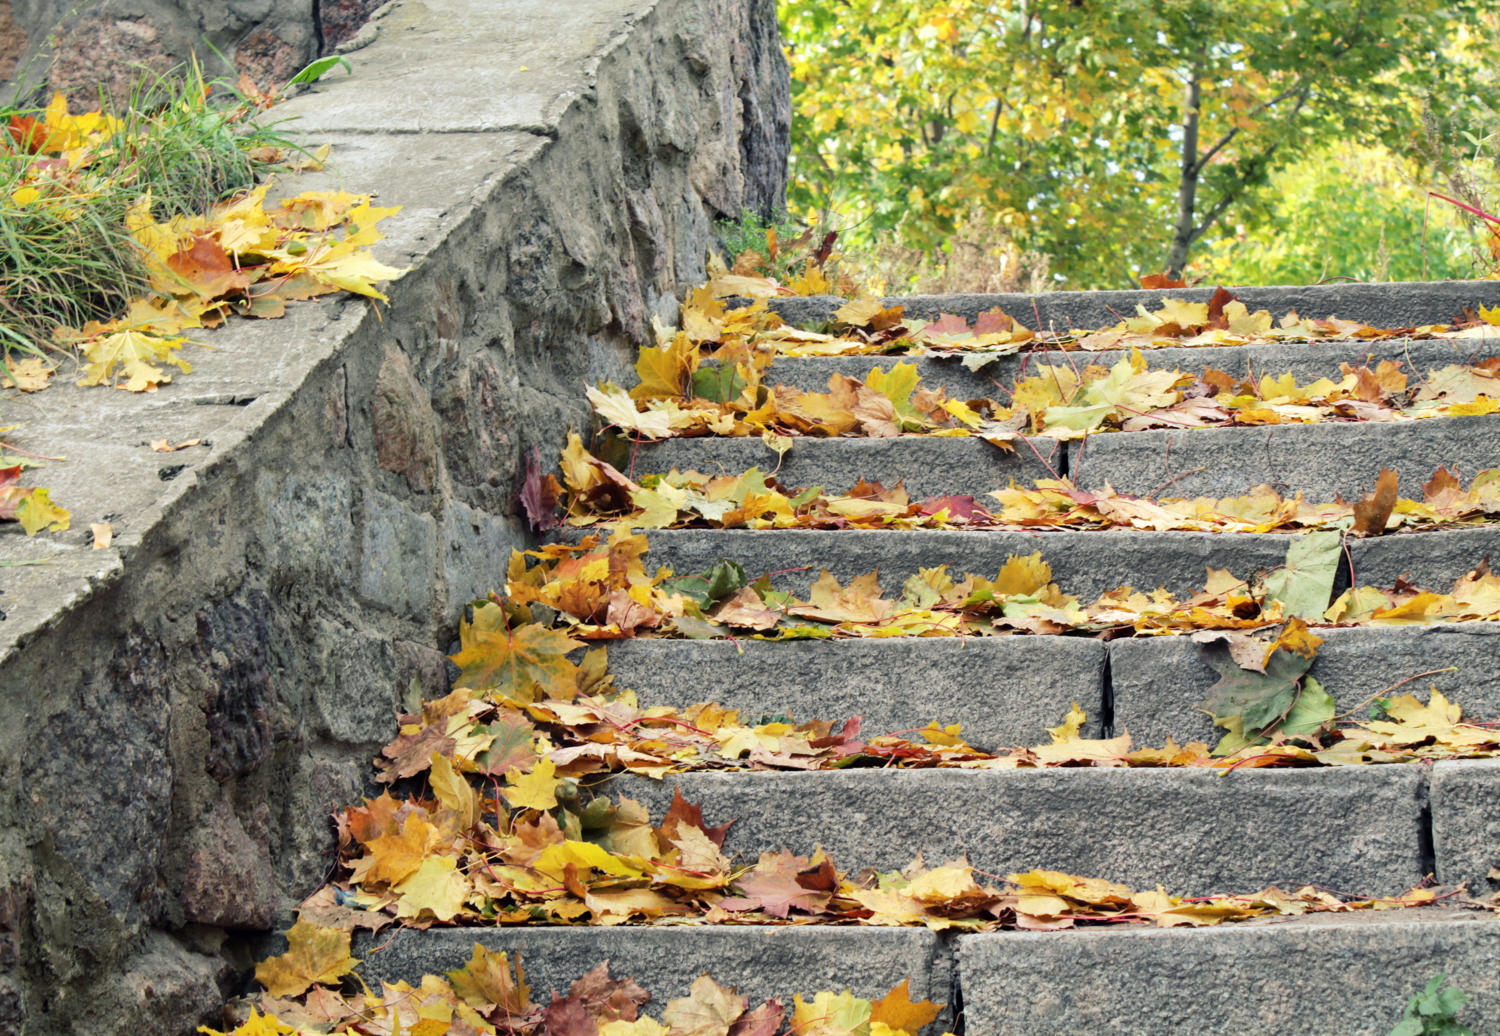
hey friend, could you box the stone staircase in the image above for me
[355,286,1499,1035]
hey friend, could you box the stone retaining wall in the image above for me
[0,2,787,1032]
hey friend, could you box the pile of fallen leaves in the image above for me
[0,90,406,536]
[592,341,1500,445]
[491,527,1500,643]
[539,437,1497,538]
[292,723,1470,933]
[234,948,949,1036]
[49,183,406,393]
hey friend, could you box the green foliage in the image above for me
[714,209,807,279]
[1390,974,1472,1036]
[781,0,1500,287]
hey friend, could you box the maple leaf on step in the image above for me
[450,617,581,701]
[727,1001,786,1036]
[867,980,943,1036]
[664,975,747,1036]
[254,920,360,998]
[792,990,872,1036]
[720,850,834,918]
[446,944,533,1017]
[394,855,473,923]
[502,756,563,811]
[567,961,651,1024]
[546,991,603,1036]
[166,234,253,299]
[658,787,734,849]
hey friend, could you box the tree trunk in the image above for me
[1165,71,1202,278]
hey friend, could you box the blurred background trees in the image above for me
[778,0,1500,290]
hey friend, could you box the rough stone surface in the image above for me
[636,435,1061,498]
[1071,416,1500,499]
[355,926,950,1023]
[606,527,1295,601]
[1108,624,1500,746]
[766,281,1500,331]
[0,1,789,1032]
[1351,527,1499,590]
[605,636,1107,748]
[617,766,1430,896]
[957,909,1498,1036]
[1430,759,1500,897]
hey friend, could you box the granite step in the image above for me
[614,765,1449,898]
[604,625,1500,750]
[630,415,1499,500]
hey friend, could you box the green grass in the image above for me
[0,62,292,354]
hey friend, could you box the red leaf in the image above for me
[1206,286,1236,328]
[521,446,560,531]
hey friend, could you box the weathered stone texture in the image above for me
[0,2,789,1033]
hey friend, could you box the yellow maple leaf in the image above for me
[198,1006,306,1036]
[78,329,191,390]
[2,357,54,392]
[792,990,870,1036]
[991,552,1052,597]
[501,756,562,811]
[631,332,699,399]
[601,1017,671,1036]
[446,944,532,1014]
[450,620,580,700]
[253,920,360,998]
[15,489,70,537]
[868,980,943,1036]
[429,752,480,829]
[394,855,472,922]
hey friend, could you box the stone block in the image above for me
[617,765,1429,897]
[441,501,524,620]
[605,635,1106,749]
[1071,417,1500,500]
[635,435,1061,498]
[956,909,1498,1036]
[1108,624,1500,747]
[180,798,276,930]
[259,472,356,588]
[354,926,949,1019]
[359,489,436,621]
[1431,759,1500,897]
[611,527,1294,601]
[1351,528,1500,591]
[309,620,400,746]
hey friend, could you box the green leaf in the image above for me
[660,560,747,607]
[1263,531,1341,620]
[1199,636,1319,753]
[691,364,746,403]
[1279,676,1335,740]
[287,56,353,85]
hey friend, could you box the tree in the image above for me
[781,0,1500,287]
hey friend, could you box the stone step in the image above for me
[958,908,1497,1036]
[351,909,1496,1036]
[762,281,1496,331]
[614,766,1437,897]
[605,625,1499,750]
[1108,624,1499,745]
[719,337,1500,400]
[632,416,1498,500]
[605,526,1495,601]
[353,925,950,1024]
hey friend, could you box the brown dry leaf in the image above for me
[1351,468,1398,536]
